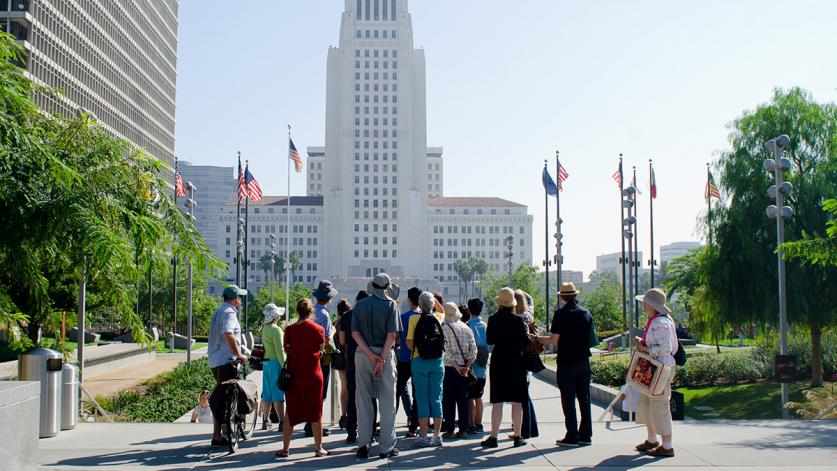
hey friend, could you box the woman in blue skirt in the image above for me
[261,304,286,430]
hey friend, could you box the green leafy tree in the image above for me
[783,198,837,267]
[710,87,837,384]
[583,271,622,332]
[482,263,546,326]
[249,283,313,332]
[0,32,224,344]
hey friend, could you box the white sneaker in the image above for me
[413,437,431,448]
[432,435,444,447]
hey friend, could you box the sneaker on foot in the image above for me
[481,436,498,448]
[413,436,431,448]
[432,435,444,447]
[379,447,399,459]
[322,428,331,436]
[556,438,579,447]
[442,431,457,439]
[635,440,660,452]
[455,430,469,439]
[405,429,417,438]
[356,445,369,459]
[261,420,269,430]
[578,437,592,446]
[513,436,527,447]
[346,433,358,444]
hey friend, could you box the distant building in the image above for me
[596,251,644,277]
[178,164,237,263]
[537,270,585,288]
[1,0,179,167]
[659,241,702,264]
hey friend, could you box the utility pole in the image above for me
[270,234,277,304]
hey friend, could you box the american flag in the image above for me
[245,166,262,203]
[557,161,569,191]
[705,170,720,200]
[650,166,657,200]
[289,138,303,173]
[237,157,247,203]
[174,166,186,198]
[612,163,622,188]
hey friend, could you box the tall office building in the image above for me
[319,0,430,280]
[659,241,702,264]
[1,0,179,167]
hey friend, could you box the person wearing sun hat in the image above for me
[440,302,477,439]
[481,287,530,449]
[633,288,678,458]
[260,303,286,430]
[537,281,594,448]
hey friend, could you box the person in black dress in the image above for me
[481,287,531,449]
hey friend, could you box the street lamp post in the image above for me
[185,182,197,366]
[622,186,637,352]
[764,134,793,419]
[269,234,277,304]
[505,236,514,286]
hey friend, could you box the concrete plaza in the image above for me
[37,373,837,470]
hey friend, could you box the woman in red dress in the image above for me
[277,299,328,458]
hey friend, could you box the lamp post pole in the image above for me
[764,135,793,419]
[505,236,514,286]
[270,234,277,304]
[185,182,197,366]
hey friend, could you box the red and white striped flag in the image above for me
[237,157,247,203]
[612,164,622,188]
[557,161,569,191]
[289,138,303,173]
[245,166,262,203]
[174,166,186,198]
[650,166,657,199]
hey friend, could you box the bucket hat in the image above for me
[312,280,338,301]
[443,302,461,322]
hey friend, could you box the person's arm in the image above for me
[338,330,347,348]
[190,409,198,423]
[352,331,381,365]
[377,332,397,374]
[223,332,246,363]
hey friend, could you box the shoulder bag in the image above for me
[277,351,292,391]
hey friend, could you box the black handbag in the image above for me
[277,354,292,391]
[331,349,347,371]
[524,349,546,373]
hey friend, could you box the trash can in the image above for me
[61,363,79,430]
[18,347,63,438]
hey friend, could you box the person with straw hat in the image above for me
[633,288,678,458]
[481,287,530,449]
[441,302,477,440]
[260,303,286,431]
[537,281,594,447]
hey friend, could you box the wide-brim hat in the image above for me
[559,282,580,296]
[312,280,338,300]
[635,288,672,315]
[495,287,517,308]
[263,303,285,323]
[367,273,397,300]
[443,302,461,322]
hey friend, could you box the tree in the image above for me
[583,271,622,333]
[711,87,837,384]
[258,254,274,280]
[0,32,224,344]
[288,251,302,283]
[784,198,837,267]
[482,263,546,326]
[249,283,313,332]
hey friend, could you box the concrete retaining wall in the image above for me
[535,364,627,421]
[0,381,39,470]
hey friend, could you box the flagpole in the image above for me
[235,152,242,287]
[543,160,550,328]
[244,161,250,334]
[632,166,640,334]
[555,150,562,313]
[707,163,713,247]
[285,125,292,325]
[618,155,627,334]
[171,157,178,352]
[649,159,655,288]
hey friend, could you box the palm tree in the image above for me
[288,251,302,284]
[258,254,273,280]
[273,254,285,283]
[471,257,490,298]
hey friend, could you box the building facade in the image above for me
[659,241,702,264]
[178,163,237,260]
[1,0,179,167]
[596,250,646,277]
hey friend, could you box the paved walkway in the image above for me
[38,373,837,470]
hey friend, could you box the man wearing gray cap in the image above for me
[351,273,402,459]
[207,284,247,446]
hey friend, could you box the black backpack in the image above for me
[414,314,445,360]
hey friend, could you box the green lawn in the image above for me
[153,340,207,353]
[681,383,806,419]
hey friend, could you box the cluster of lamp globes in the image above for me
[764,135,793,221]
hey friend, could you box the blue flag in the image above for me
[542,167,558,196]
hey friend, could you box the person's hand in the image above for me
[374,356,384,375]
[237,353,248,364]
[457,366,468,378]
[366,351,380,364]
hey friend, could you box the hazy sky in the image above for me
[175,0,837,276]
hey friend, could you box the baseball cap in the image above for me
[222,285,247,298]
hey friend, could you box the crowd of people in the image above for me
[206,274,679,459]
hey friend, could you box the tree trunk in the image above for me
[27,320,41,345]
[810,320,823,387]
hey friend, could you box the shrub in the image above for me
[752,330,837,380]
[106,358,216,422]
[592,359,629,387]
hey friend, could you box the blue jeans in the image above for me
[411,357,444,418]
[442,366,469,433]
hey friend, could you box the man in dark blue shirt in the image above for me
[538,282,594,447]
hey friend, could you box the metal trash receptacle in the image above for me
[670,389,685,420]
[18,347,63,438]
[61,363,79,430]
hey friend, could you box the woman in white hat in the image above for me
[633,288,679,457]
[260,303,286,430]
[481,287,531,449]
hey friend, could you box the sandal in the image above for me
[315,448,329,457]
[275,449,290,458]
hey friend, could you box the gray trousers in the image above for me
[355,350,397,452]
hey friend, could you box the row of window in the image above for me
[355,48,398,58]
[354,223,397,233]
[355,29,397,39]
[353,105,398,115]
[355,0,397,22]
[354,127,398,137]
[432,238,526,247]
[354,72,398,82]
[355,60,397,70]
[354,152,398,162]
[432,251,526,261]
[433,208,517,216]
[354,117,398,127]
[354,210,398,220]
[355,186,397,197]
[354,249,398,259]
[353,199,398,208]
[354,236,397,245]
[354,175,398,184]
[433,225,524,235]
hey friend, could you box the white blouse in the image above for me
[645,315,678,367]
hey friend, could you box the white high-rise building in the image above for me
[659,241,702,264]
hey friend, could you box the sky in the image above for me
[175,0,837,277]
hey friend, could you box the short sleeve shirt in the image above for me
[351,295,401,348]
[398,309,418,362]
[314,303,333,338]
[208,303,241,368]
[550,300,593,363]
